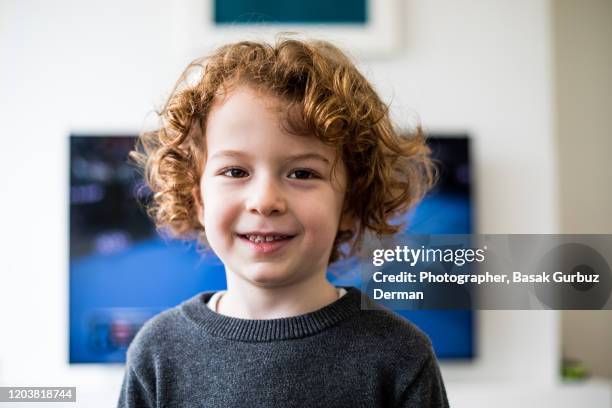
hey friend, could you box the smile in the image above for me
[237,234,295,254]
[244,234,291,243]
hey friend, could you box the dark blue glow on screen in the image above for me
[69,135,474,363]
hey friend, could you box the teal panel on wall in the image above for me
[214,0,368,25]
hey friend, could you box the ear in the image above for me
[192,185,204,225]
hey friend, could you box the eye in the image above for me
[288,169,319,180]
[222,167,248,178]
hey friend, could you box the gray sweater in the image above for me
[118,287,449,407]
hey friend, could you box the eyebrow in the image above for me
[209,150,331,165]
[209,150,248,161]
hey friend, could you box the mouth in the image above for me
[237,233,296,254]
[238,233,295,243]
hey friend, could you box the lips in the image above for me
[241,234,292,243]
[237,232,295,254]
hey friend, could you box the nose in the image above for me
[245,173,287,216]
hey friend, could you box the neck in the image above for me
[219,270,339,319]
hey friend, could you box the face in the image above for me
[197,86,349,288]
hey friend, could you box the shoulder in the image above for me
[337,290,447,404]
[338,290,437,378]
[125,293,206,370]
[350,292,434,356]
[125,308,177,367]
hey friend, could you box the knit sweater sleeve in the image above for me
[396,353,449,408]
[117,364,155,408]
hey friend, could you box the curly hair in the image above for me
[130,36,436,264]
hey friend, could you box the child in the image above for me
[119,37,448,407]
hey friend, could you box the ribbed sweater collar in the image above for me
[179,286,362,342]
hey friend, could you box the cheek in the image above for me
[297,193,344,238]
[201,181,238,239]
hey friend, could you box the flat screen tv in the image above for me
[69,134,473,363]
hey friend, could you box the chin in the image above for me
[241,267,298,288]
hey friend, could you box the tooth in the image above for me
[245,234,289,243]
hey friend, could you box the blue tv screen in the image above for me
[69,134,474,363]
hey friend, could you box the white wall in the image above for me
[364,0,560,387]
[554,0,612,380]
[0,0,587,406]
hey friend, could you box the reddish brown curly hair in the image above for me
[130,37,436,264]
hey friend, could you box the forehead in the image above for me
[204,86,335,159]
